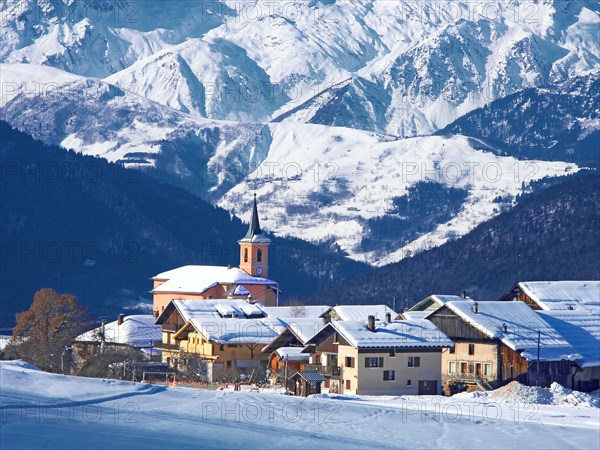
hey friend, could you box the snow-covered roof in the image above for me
[284,319,325,342]
[323,319,453,349]
[323,305,397,321]
[152,265,277,294]
[442,301,570,354]
[401,311,431,320]
[261,305,329,319]
[76,315,161,347]
[516,281,600,312]
[275,347,310,361]
[188,318,282,344]
[536,311,600,368]
[167,299,266,321]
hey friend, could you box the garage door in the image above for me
[418,380,437,395]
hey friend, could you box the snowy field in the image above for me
[1,361,599,450]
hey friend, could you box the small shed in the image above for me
[290,371,325,397]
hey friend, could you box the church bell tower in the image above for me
[239,194,271,277]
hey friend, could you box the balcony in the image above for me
[155,342,180,351]
[304,364,342,378]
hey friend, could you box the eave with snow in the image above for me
[499,281,600,313]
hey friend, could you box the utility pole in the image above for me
[536,330,541,387]
[100,318,106,355]
[284,356,288,393]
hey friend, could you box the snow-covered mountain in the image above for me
[2,1,599,131]
[0,64,270,197]
[437,72,600,167]
[1,63,579,265]
[1,0,598,266]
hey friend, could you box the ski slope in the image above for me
[1,361,598,449]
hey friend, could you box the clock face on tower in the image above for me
[256,267,263,276]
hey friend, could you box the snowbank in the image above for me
[455,381,600,408]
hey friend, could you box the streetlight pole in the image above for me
[536,330,541,387]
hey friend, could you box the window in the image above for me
[383,370,395,381]
[460,362,468,374]
[219,344,224,351]
[243,248,248,262]
[345,379,351,390]
[484,363,492,376]
[333,332,339,343]
[226,361,232,369]
[408,356,420,368]
[448,361,457,375]
[324,379,330,388]
[345,356,355,368]
[449,347,455,354]
[389,349,396,357]
[407,379,412,386]
[468,344,475,355]
[257,248,263,262]
[365,357,384,368]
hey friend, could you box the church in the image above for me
[151,195,279,317]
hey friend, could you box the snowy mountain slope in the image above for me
[272,1,600,136]
[0,0,227,77]
[437,72,600,168]
[105,37,287,122]
[1,360,599,450]
[217,123,578,265]
[2,1,598,135]
[0,63,269,197]
[0,63,581,265]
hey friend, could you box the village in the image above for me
[70,196,600,398]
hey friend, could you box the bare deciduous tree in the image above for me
[5,288,92,372]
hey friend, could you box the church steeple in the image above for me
[239,194,270,277]
[244,194,263,240]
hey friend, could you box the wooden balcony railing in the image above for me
[304,364,342,377]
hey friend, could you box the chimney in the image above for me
[502,323,508,333]
[472,302,479,314]
[117,313,124,326]
[461,290,467,299]
[367,315,376,332]
[386,312,392,323]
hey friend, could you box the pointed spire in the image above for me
[244,193,263,239]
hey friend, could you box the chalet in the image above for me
[320,305,397,322]
[499,281,600,313]
[261,318,325,386]
[427,300,600,392]
[154,299,270,374]
[537,310,600,391]
[73,314,162,370]
[151,195,279,316]
[167,316,282,381]
[303,315,453,395]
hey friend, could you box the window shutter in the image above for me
[352,357,355,368]
[379,357,384,368]
[365,358,369,368]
